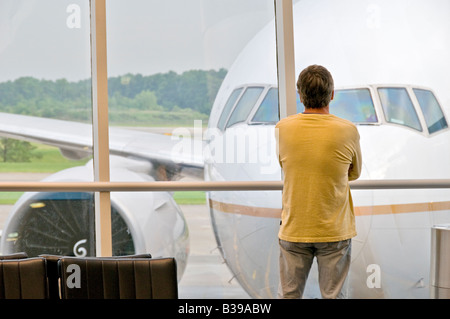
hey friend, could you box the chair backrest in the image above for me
[38,253,152,299]
[0,252,28,260]
[38,254,64,299]
[0,257,48,299]
[58,257,177,299]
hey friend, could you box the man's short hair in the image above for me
[297,64,334,109]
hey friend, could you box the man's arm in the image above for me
[348,132,362,181]
[275,125,283,168]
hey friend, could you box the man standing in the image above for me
[276,64,362,299]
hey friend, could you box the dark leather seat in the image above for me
[39,253,152,299]
[38,254,64,299]
[0,252,28,260]
[58,256,177,299]
[0,257,48,299]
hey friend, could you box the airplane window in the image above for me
[251,88,279,123]
[296,92,305,114]
[330,89,378,123]
[251,89,305,123]
[226,87,264,128]
[252,88,377,124]
[378,87,422,131]
[217,88,243,131]
[413,88,448,134]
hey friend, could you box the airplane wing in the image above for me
[0,112,204,179]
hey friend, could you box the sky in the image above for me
[0,0,278,82]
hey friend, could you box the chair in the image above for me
[39,253,153,299]
[0,252,28,260]
[0,257,48,299]
[38,254,64,299]
[58,256,177,299]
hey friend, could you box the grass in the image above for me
[172,191,206,205]
[0,143,206,205]
[109,109,209,128]
[0,192,23,205]
[0,191,206,205]
[0,143,90,173]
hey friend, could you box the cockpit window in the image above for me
[378,87,422,131]
[330,89,377,123]
[218,88,243,130]
[226,87,264,128]
[252,87,378,124]
[251,88,279,123]
[413,88,448,134]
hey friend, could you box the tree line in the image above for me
[0,69,227,125]
[0,69,227,161]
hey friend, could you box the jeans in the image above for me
[278,238,352,299]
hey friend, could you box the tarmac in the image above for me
[177,204,250,299]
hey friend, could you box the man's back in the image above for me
[276,113,362,243]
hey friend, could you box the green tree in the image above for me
[0,138,42,162]
[0,69,228,123]
[132,90,163,111]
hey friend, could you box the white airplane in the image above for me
[1,0,450,299]
[203,0,450,299]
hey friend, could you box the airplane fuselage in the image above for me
[203,0,450,298]
[204,84,450,298]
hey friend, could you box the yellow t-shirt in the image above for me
[275,113,362,243]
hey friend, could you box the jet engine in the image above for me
[0,156,189,279]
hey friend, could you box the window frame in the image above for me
[222,85,267,129]
[90,0,112,256]
[375,84,450,136]
[1,0,450,261]
[411,87,449,136]
[330,88,379,125]
[217,87,245,131]
[90,0,297,255]
[248,85,280,125]
[248,85,383,126]
[377,86,423,132]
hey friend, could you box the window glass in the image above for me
[226,87,264,128]
[0,1,93,168]
[296,92,305,114]
[253,88,377,124]
[413,88,448,134]
[105,0,276,166]
[378,87,422,131]
[250,89,304,123]
[0,1,92,122]
[251,88,279,123]
[0,1,94,258]
[218,88,243,130]
[331,89,377,123]
[105,1,277,294]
